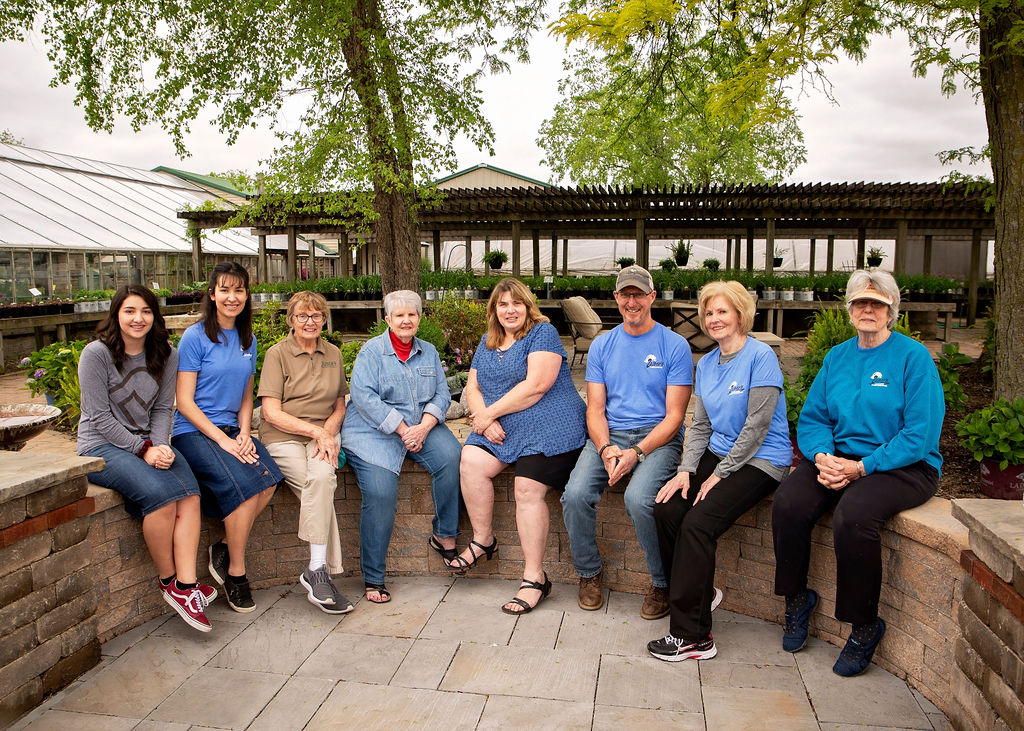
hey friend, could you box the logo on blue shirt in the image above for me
[869,371,889,387]
[727,381,745,396]
[643,354,665,369]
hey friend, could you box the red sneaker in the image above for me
[163,583,213,632]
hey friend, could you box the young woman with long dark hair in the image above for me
[173,262,283,613]
[78,284,216,632]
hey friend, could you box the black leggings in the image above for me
[772,457,937,625]
[654,450,780,641]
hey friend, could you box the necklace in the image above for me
[496,340,514,360]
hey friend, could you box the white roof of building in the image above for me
[0,143,258,255]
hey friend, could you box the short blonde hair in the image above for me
[697,280,755,336]
[485,278,549,350]
[286,291,329,327]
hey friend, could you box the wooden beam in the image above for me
[562,238,568,276]
[968,228,981,326]
[287,225,298,281]
[856,228,866,269]
[923,234,933,275]
[809,238,816,275]
[432,230,441,272]
[765,216,776,274]
[511,221,521,277]
[257,234,267,282]
[532,228,540,277]
[484,236,491,276]
[465,235,472,271]
[341,231,351,277]
[191,228,202,283]
[894,219,908,274]
[635,218,647,269]
[307,237,316,279]
[746,228,754,271]
[551,233,558,277]
[827,234,835,274]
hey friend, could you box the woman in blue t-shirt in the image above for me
[648,280,791,663]
[453,278,587,614]
[173,262,283,614]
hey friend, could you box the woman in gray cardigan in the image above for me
[78,284,215,632]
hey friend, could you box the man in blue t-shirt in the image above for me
[561,265,693,619]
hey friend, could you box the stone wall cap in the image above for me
[890,497,969,561]
[952,498,1024,579]
[0,451,103,504]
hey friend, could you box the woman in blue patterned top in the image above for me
[453,278,587,614]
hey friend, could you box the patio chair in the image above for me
[560,296,615,366]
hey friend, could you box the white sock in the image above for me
[309,543,328,572]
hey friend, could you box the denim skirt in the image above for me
[85,443,201,519]
[173,426,283,519]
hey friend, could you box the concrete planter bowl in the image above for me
[0,403,62,451]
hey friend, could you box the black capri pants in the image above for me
[772,456,938,625]
[654,450,780,641]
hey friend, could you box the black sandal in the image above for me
[501,573,552,615]
[364,583,391,603]
[448,537,498,574]
[428,535,457,565]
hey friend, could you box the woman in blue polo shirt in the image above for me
[648,280,791,663]
[173,261,282,614]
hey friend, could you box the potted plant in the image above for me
[702,258,720,272]
[772,247,784,267]
[669,240,692,266]
[956,398,1024,499]
[483,250,508,270]
[659,258,677,272]
[867,246,886,267]
[616,256,635,269]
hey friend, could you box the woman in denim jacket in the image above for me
[341,290,460,603]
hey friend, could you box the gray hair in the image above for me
[845,269,900,325]
[383,289,422,318]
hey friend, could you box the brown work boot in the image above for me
[641,584,670,620]
[578,571,604,611]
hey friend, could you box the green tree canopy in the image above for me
[2,0,545,292]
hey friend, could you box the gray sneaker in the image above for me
[300,566,354,615]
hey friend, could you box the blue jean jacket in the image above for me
[340,331,451,474]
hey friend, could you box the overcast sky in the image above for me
[0,23,989,186]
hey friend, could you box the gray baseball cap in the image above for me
[615,265,654,294]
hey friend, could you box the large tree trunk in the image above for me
[981,7,1024,402]
[341,0,421,295]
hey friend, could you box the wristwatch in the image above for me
[631,445,645,462]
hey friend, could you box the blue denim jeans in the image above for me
[84,443,200,519]
[346,423,461,586]
[561,427,684,587]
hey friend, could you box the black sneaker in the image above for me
[223,574,256,613]
[208,541,229,586]
[833,618,886,677]
[648,633,717,662]
[782,588,818,652]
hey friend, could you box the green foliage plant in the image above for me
[428,294,488,369]
[957,398,1024,469]
[252,301,290,393]
[702,258,720,271]
[867,246,886,261]
[616,256,635,268]
[658,258,677,271]
[368,315,447,358]
[483,250,509,269]
[19,340,88,398]
[938,342,971,411]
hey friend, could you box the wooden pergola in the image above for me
[180,181,995,319]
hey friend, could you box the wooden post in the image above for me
[511,221,521,277]
[562,238,568,276]
[465,235,472,271]
[923,234,933,274]
[287,225,298,281]
[341,231,351,277]
[746,227,754,271]
[191,227,202,283]
[894,219,908,274]
[724,237,732,271]
[257,234,267,282]
[968,228,981,326]
[856,228,866,269]
[551,234,558,276]
[484,236,491,275]
[765,216,776,274]
[532,228,540,277]
[827,234,835,274]
[307,237,316,280]
[635,218,647,269]
[809,238,816,275]
[432,230,442,272]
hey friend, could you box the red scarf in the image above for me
[389,329,412,361]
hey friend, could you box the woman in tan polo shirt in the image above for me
[258,291,352,614]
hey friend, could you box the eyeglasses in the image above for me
[851,299,887,310]
[615,291,652,302]
[293,313,325,323]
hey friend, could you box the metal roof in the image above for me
[0,143,259,255]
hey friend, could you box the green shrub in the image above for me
[658,258,677,272]
[702,258,720,271]
[368,315,447,357]
[428,294,488,369]
[252,301,290,393]
[19,340,88,399]
[938,343,971,411]
[957,398,1024,469]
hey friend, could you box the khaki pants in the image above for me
[266,437,343,574]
